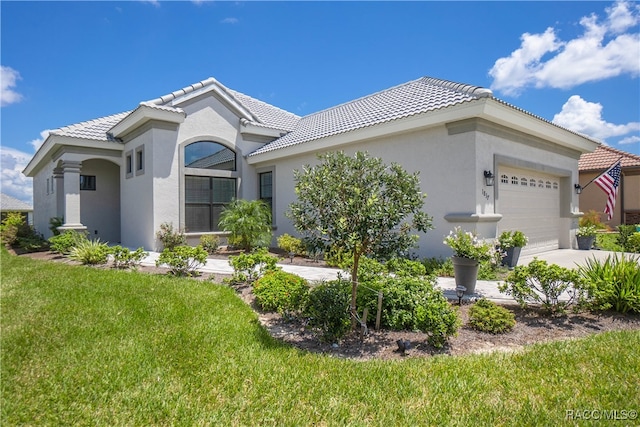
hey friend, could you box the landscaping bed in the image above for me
[15,249,640,361]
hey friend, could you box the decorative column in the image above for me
[53,167,65,219]
[57,160,87,232]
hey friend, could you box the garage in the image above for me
[497,166,561,255]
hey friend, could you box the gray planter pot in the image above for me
[501,246,522,268]
[577,235,595,250]
[452,256,480,294]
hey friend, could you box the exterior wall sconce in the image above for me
[574,184,582,194]
[484,170,495,186]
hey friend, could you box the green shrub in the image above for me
[277,233,306,256]
[422,257,454,277]
[356,275,460,348]
[498,259,586,314]
[253,271,309,315]
[199,234,220,254]
[49,216,64,236]
[228,248,280,283]
[497,230,528,249]
[468,298,516,334]
[69,239,110,265]
[156,222,186,251]
[595,233,623,251]
[616,225,637,252]
[218,199,272,252]
[578,254,640,314]
[304,280,351,342]
[110,246,148,269]
[324,245,353,269]
[1,212,24,245]
[48,230,88,255]
[628,232,640,253]
[385,257,427,277]
[156,245,208,277]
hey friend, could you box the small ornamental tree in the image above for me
[287,151,433,328]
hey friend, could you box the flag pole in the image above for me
[580,156,623,191]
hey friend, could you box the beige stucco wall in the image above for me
[252,119,583,259]
[579,171,640,227]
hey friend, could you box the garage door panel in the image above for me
[498,167,560,255]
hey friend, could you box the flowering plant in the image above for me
[444,227,494,262]
[497,230,528,249]
[576,225,597,237]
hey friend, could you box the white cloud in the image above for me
[1,66,24,107]
[490,1,640,95]
[0,147,33,204]
[553,95,640,142]
[29,129,52,152]
[220,17,239,24]
[619,135,640,145]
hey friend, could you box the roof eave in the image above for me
[109,104,186,139]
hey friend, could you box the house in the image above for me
[1,193,33,225]
[578,145,640,227]
[23,76,598,258]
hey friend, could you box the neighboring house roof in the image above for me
[579,144,640,172]
[51,111,131,141]
[1,193,33,212]
[249,77,493,156]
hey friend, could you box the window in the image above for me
[185,141,235,171]
[520,177,528,186]
[125,151,133,177]
[185,176,236,232]
[259,171,273,216]
[530,178,536,187]
[538,180,544,188]
[500,174,509,184]
[546,181,552,189]
[511,176,518,185]
[46,178,50,195]
[553,182,559,190]
[80,175,96,191]
[135,146,145,175]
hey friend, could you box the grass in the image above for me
[2,249,640,426]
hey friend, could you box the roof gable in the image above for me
[1,193,32,211]
[579,144,640,171]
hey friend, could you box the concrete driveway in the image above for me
[518,249,638,269]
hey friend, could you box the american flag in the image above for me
[594,161,622,221]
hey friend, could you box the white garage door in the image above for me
[498,166,561,255]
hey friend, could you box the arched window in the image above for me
[530,178,536,187]
[538,180,544,188]
[546,181,551,189]
[521,177,528,186]
[501,174,509,184]
[553,182,559,190]
[184,141,236,171]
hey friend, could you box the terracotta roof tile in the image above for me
[579,144,640,171]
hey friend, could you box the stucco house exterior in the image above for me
[578,145,640,227]
[24,76,598,258]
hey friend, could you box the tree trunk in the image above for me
[350,252,360,330]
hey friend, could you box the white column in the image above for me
[58,161,87,232]
[53,167,65,219]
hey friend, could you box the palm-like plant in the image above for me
[218,199,272,252]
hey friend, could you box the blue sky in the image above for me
[1,1,639,203]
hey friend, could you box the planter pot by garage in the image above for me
[451,256,480,294]
[577,235,595,250]
[501,246,522,269]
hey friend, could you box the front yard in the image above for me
[2,248,639,425]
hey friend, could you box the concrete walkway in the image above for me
[143,249,638,303]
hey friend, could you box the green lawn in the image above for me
[2,249,639,426]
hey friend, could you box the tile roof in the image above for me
[51,111,131,141]
[1,193,32,211]
[249,77,492,156]
[226,88,300,132]
[579,144,640,171]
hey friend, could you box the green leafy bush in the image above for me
[385,257,427,277]
[595,233,624,251]
[228,248,280,283]
[617,225,639,252]
[498,259,586,314]
[468,298,516,334]
[156,222,186,251]
[199,234,220,254]
[497,230,528,249]
[49,216,64,236]
[628,232,640,253]
[156,245,208,277]
[304,280,351,342]
[219,199,272,252]
[578,254,640,314]
[277,233,306,256]
[69,239,110,265]
[1,212,24,245]
[110,246,148,269]
[253,271,309,315]
[48,230,88,254]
